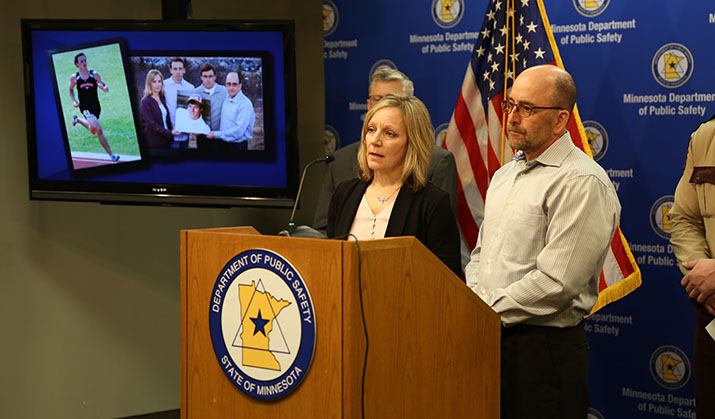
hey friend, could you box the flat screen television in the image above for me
[21,19,299,207]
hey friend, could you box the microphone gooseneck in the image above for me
[281,154,334,236]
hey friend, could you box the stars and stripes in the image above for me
[444,0,641,315]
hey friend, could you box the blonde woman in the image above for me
[327,94,461,276]
[140,69,179,148]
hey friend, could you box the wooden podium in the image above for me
[180,227,500,418]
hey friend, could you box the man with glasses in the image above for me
[208,71,255,151]
[313,67,458,235]
[465,65,621,419]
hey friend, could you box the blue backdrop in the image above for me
[324,1,715,417]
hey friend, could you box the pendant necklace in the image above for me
[375,186,400,203]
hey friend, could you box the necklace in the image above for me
[374,186,400,203]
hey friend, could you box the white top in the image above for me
[164,78,194,142]
[159,102,168,130]
[163,78,194,126]
[175,108,210,135]
[348,194,396,241]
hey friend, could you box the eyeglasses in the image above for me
[500,100,563,118]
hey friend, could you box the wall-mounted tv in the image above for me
[22,19,299,207]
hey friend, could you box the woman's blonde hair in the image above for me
[357,93,434,191]
[143,69,164,97]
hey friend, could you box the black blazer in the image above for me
[140,95,173,148]
[327,178,462,276]
[312,142,459,233]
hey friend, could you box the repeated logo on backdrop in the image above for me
[323,125,340,154]
[582,120,608,161]
[573,0,609,17]
[431,0,465,28]
[621,41,709,119]
[434,123,450,147]
[587,408,606,419]
[652,43,694,88]
[369,59,398,80]
[620,345,695,416]
[649,195,674,240]
[649,345,691,390]
[323,0,339,37]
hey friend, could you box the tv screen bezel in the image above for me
[22,18,299,208]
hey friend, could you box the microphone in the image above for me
[278,154,335,238]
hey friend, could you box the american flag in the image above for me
[443,0,641,315]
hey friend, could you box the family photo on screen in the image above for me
[130,54,267,157]
[27,19,295,207]
[48,40,269,175]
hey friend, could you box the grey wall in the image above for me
[0,1,324,417]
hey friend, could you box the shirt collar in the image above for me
[531,131,575,167]
[227,91,241,103]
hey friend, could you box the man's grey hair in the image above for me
[369,67,414,96]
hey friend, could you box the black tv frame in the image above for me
[22,19,299,208]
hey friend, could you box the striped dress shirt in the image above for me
[465,133,621,327]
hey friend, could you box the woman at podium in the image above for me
[327,94,461,276]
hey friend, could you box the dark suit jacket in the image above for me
[140,95,173,148]
[313,141,459,233]
[327,178,462,276]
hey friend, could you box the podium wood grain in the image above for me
[181,228,499,418]
[343,237,499,418]
[181,227,343,417]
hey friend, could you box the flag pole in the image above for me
[500,0,516,166]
